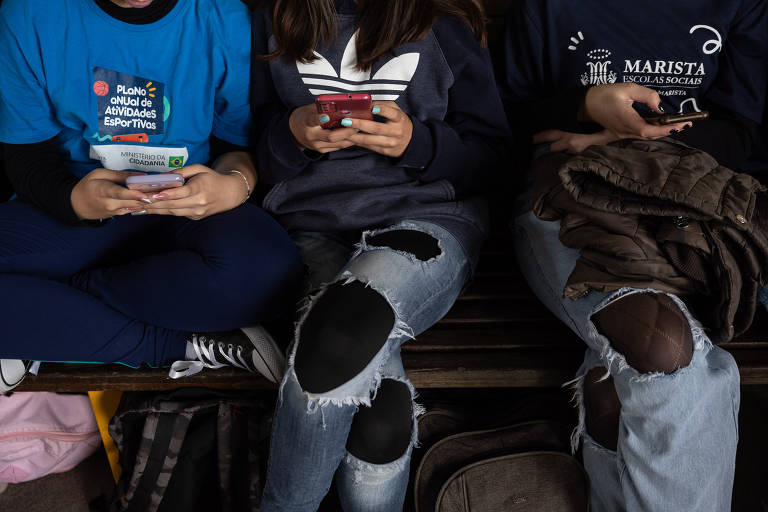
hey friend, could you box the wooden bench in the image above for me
[15,230,768,392]
[8,0,768,392]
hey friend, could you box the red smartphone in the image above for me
[315,94,373,129]
[647,111,709,125]
[125,173,185,193]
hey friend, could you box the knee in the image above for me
[583,367,621,452]
[593,293,693,374]
[196,207,302,302]
[346,379,414,464]
[295,281,395,393]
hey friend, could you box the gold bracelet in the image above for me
[225,169,251,204]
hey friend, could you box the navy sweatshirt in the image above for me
[250,0,509,266]
[500,0,768,171]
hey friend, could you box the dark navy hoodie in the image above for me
[502,0,768,122]
[250,0,509,267]
[500,0,768,173]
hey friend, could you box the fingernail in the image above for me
[140,198,152,204]
[152,193,168,200]
[658,105,665,113]
[319,115,330,123]
[130,210,147,216]
[341,118,352,127]
[372,107,381,115]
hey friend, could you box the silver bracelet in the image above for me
[225,169,251,204]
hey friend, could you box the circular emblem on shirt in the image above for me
[93,81,110,96]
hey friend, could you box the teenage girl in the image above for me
[249,0,509,509]
[0,0,302,391]
[500,0,768,510]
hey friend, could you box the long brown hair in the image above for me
[264,0,486,70]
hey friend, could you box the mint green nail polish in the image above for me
[320,115,330,123]
[341,118,352,127]
[372,107,381,115]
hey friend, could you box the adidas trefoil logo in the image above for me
[297,31,420,101]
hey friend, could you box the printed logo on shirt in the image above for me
[567,33,617,86]
[88,144,189,173]
[92,67,167,138]
[296,31,420,101]
[566,26,720,111]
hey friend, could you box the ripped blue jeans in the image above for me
[513,210,740,512]
[261,220,471,512]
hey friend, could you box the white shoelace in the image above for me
[168,334,252,379]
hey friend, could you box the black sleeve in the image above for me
[669,102,762,170]
[208,135,249,165]
[396,16,511,194]
[3,138,82,224]
[250,8,318,186]
[505,88,589,137]
[498,3,589,145]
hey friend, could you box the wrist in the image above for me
[224,169,251,204]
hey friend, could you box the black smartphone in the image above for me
[647,111,709,125]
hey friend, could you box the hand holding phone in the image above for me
[645,111,709,125]
[316,94,373,129]
[70,168,151,220]
[125,173,185,193]
[288,103,357,154]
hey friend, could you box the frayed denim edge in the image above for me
[565,287,713,453]
[563,373,587,454]
[356,221,446,266]
[278,244,416,429]
[343,375,425,484]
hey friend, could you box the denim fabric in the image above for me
[261,220,471,512]
[513,209,740,512]
[758,285,768,312]
[0,199,302,366]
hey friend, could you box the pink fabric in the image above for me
[0,392,101,483]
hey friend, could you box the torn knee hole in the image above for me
[593,293,693,374]
[346,380,414,464]
[366,230,441,261]
[583,367,620,452]
[295,281,395,394]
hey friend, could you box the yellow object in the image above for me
[88,391,123,483]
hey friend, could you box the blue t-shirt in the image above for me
[0,0,252,178]
[502,0,768,123]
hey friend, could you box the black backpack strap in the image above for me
[122,411,193,512]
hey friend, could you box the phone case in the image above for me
[316,94,373,129]
[125,173,185,192]
[657,111,709,125]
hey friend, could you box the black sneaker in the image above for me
[169,326,285,383]
[0,359,30,393]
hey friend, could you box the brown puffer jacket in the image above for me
[533,138,768,343]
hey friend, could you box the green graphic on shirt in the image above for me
[164,96,171,122]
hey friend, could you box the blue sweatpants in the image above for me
[0,199,302,367]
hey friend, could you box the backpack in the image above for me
[0,392,101,483]
[412,397,589,512]
[107,389,271,512]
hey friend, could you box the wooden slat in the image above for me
[17,346,768,392]
[408,326,579,351]
[14,349,580,392]
[441,298,549,324]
